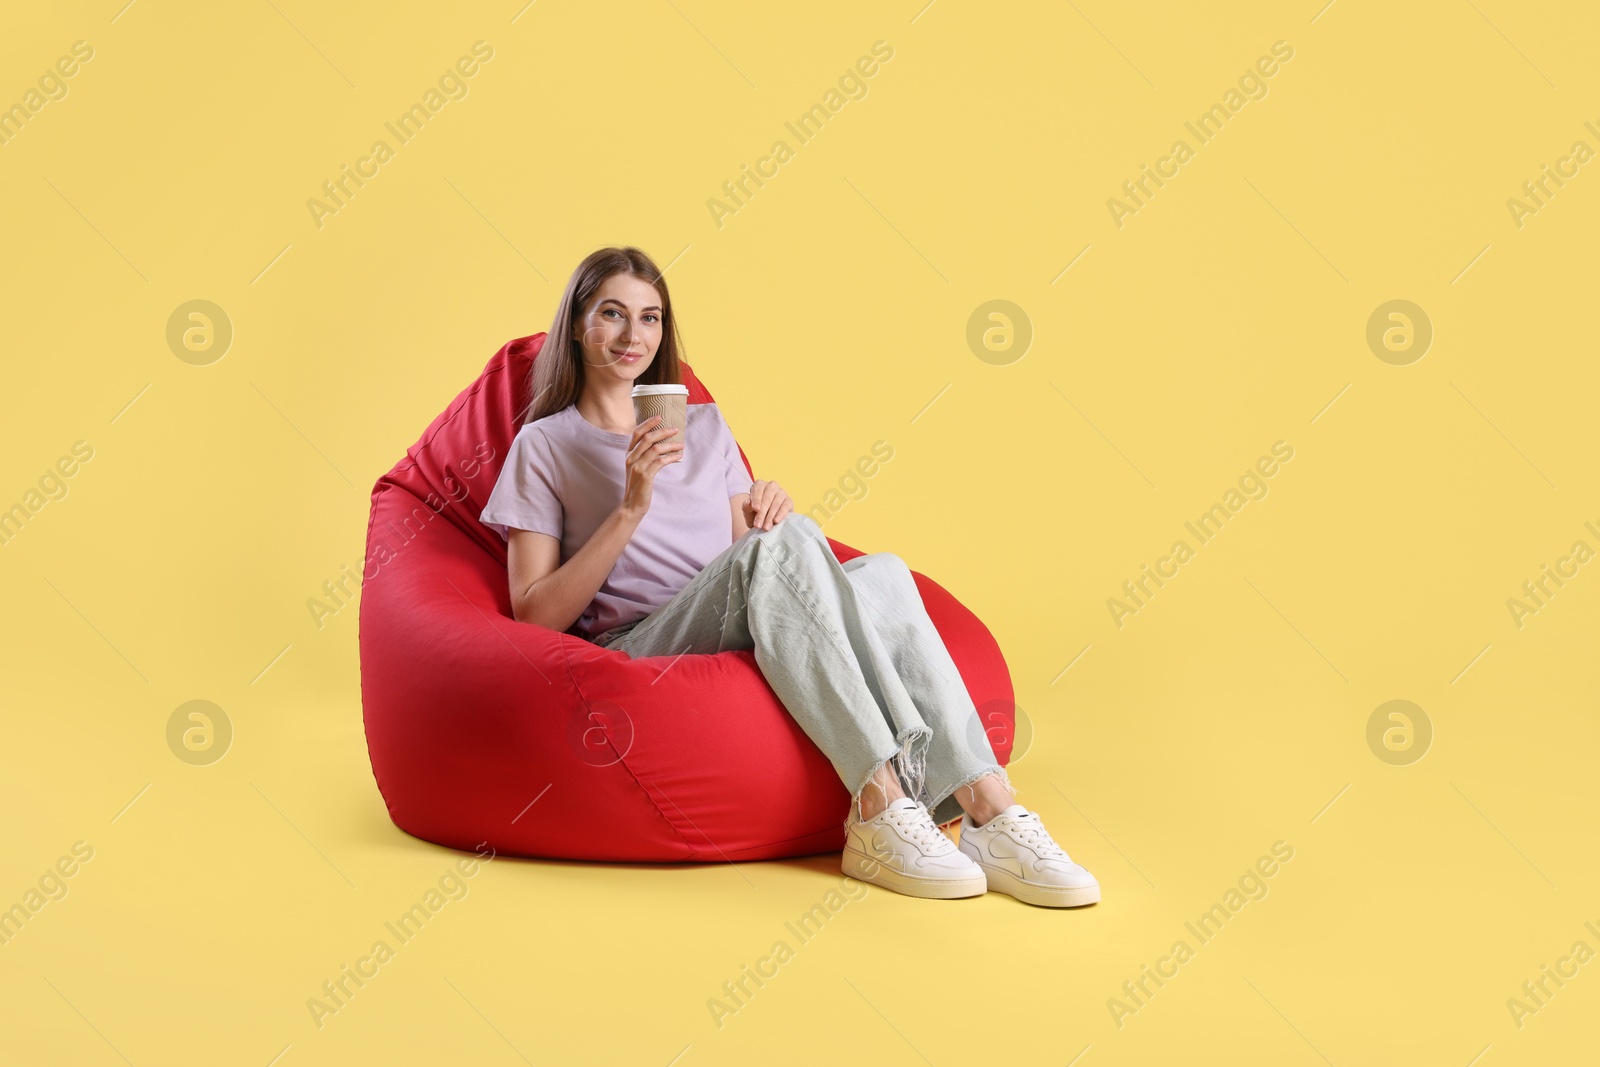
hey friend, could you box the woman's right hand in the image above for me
[618,414,684,521]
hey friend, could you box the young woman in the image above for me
[480,247,1099,907]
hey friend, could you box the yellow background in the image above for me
[3,0,1597,1063]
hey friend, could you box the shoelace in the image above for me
[884,804,953,853]
[1001,812,1071,861]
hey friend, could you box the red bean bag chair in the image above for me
[359,332,1016,862]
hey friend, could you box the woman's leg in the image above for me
[837,551,1017,826]
[836,554,1101,905]
[856,760,906,820]
[855,761,1012,824]
[948,775,1016,826]
[602,514,932,836]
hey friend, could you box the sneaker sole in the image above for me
[841,845,987,899]
[971,861,1101,908]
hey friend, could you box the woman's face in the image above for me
[575,273,664,382]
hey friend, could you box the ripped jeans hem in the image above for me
[842,724,932,838]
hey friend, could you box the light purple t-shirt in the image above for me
[480,401,754,641]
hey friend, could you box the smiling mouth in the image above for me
[612,351,644,360]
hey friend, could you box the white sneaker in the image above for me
[958,805,1100,907]
[842,797,987,899]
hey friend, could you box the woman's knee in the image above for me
[874,552,912,578]
[775,513,825,541]
[862,551,916,587]
[852,554,922,616]
[744,512,827,571]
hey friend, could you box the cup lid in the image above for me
[631,384,690,396]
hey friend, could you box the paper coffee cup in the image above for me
[631,384,689,443]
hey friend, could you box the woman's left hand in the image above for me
[744,480,793,531]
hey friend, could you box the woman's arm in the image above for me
[508,415,683,632]
[507,508,643,631]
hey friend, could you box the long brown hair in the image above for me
[518,246,686,425]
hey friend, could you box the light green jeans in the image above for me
[594,513,1015,833]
